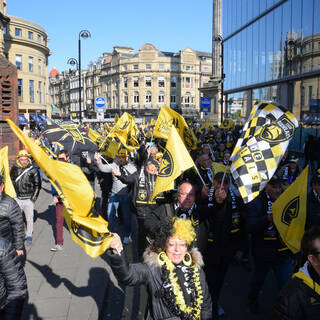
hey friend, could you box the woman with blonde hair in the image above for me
[108,217,216,319]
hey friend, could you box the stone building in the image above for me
[3,14,50,123]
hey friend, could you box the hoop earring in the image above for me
[157,251,166,266]
[182,252,192,266]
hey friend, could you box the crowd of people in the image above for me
[1,118,320,319]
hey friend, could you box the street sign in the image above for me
[96,111,104,120]
[95,97,106,111]
[200,97,211,112]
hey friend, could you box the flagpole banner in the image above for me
[273,166,308,253]
[108,112,139,152]
[153,105,196,148]
[6,119,113,258]
[230,101,298,203]
[152,126,194,199]
[42,120,98,155]
[0,146,16,198]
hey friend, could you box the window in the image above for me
[146,64,151,70]
[15,54,22,70]
[133,77,139,87]
[123,77,128,88]
[38,59,42,74]
[134,91,139,104]
[29,80,34,103]
[171,76,177,88]
[18,79,23,101]
[37,34,41,43]
[158,76,165,88]
[28,57,34,72]
[28,31,33,40]
[122,65,127,71]
[185,65,191,71]
[38,81,42,104]
[185,77,192,89]
[301,87,305,106]
[145,76,152,88]
[170,94,176,104]
[159,64,165,71]
[133,64,138,70]
[123,92,128,105]
[15,28,22,37]
[146,91,152,104]
[309,86,313,101]
[171,64,178,71]
[158,91,165,104]
[185,92,191,106]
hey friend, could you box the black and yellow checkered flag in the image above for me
[230,101,298,203]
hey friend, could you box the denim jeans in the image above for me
[248,256,293,299]
[107,193,131,237]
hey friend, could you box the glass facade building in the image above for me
[222,0,320,120]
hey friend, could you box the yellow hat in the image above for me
[117,149,128,157]
[156,152,163,160]
[17,150,31,158]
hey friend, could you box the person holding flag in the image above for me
[94,148,136,244]
[112,158,163,258]
[246,174,293,314]
[306,170,320,229]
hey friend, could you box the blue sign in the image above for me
[95,97,106,110]
[200,97,211,112]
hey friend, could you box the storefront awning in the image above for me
[19,114,29,125]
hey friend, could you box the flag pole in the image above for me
[193,165,206,186]
[220,165,229,190]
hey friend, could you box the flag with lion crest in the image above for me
[230,101,298,203]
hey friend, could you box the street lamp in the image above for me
[214,35,224,123]
[67,58,79,120]
[78,30,91,123]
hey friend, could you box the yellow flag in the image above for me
[88,128,120,159]
[273,166,308,253]
[219,118,235,129]
[6,119,113,258]
[0,146,16,198]
[153,105,196,149]
[114,113,119,124]
[62,208,113,258]
[152,126,194,199]
[104,122,111,134]
[200,119,214,131]
[150,118,155,126]
[212,162,230,176]
[108,112,139,152]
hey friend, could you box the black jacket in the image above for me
[10,160,41,201]
[203,189,246,265]
[272,263,320,320]
[306,190,320,229]
[117,167,161,217]
[246,191,291,262]
[107,248,214,320]
[0,237,27,311]
[0,192,24,251]
[145,202,210,254]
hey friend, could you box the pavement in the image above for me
[21,179,115,320]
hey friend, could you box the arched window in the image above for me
[134,91,139,104]
[146,91,152,105]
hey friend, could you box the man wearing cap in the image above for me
[10,150,41,246]
[306,170,320,229]
[94,148,136,244]
[112,158,163,258]
[246,174,293,314]
[277,155,301,186]
[202,172,246,317]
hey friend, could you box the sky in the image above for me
[7,0,213,73]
